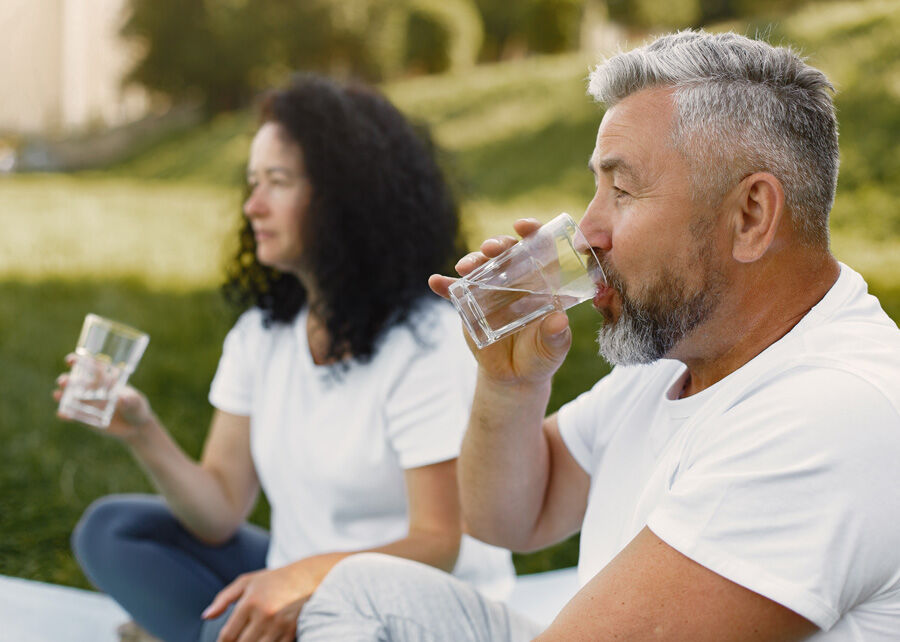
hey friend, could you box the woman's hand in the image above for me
[429,218,572,387]
[204,563,320,642]
[53,353,156,441]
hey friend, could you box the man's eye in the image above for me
[613,186,630,199]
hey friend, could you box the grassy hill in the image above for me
[0,0,898,586]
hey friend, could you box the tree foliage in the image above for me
[120,0,823,112]
[120,0,485,113]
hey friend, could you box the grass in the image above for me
[1,0,899,585]
[0,175,241,289]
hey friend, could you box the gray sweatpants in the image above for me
[297,553,544,641]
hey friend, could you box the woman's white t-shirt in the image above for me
[558,264,900,640]
[209,297,514,599]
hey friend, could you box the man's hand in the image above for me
[429,218,572,386]
[204,563,317,642]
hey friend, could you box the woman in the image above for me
[57,74,514,642]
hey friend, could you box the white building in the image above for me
[0,0,151,137]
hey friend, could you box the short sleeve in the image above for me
[557,365,651,474]
[208,310,259,417]
[384,306,477,469]
[647,366,900,631]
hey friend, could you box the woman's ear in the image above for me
[730,172,786,263]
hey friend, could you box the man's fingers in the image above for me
[479,235,518,257]
[536,311,572,361]
[428,274,456,299]
[512,217,543,238]
[454,252,486,276]
[440,221,543,293]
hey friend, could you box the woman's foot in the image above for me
[117,620,163,642]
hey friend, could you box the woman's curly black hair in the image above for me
[222,73,465,364]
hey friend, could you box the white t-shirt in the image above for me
[558,264,900,640]
[209,296,515,600]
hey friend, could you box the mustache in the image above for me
[598,254,628,298]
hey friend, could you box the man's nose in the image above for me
[577,194,612,254]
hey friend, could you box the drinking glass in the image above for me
[57,314,149,428]
[448,213,605,349]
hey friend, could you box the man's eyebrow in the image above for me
[587,156,639,181]
[598,157,639,180]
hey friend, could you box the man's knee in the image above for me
[300,554,434,641]
[319,552,404,596]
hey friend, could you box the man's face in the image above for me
[580,88,726,365]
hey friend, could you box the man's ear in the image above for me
[730,172,786,263]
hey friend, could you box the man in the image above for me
[296,30,900,641]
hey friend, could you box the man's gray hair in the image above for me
[589,30,839,246]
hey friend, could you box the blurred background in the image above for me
[1,0,898,589]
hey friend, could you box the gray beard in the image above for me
[596,252,723,366]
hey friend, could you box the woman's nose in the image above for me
[243,188,266,218]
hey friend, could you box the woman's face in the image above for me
[243,121,312,274]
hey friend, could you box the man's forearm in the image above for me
[459,372,553,549]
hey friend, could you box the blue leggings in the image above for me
[71,494,269,642]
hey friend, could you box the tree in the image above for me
[120,0,485,113]
[121,0,268,113]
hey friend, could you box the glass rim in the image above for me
[82,313,149,342]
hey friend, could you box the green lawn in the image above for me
[1,0,898,586]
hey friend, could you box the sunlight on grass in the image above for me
[785,0,899,42]
[0,175,241,290]
[831,232,900,286]
[107,110,255,185]
[387,53,596,152]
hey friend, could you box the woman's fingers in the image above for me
[52,373,69,403]
[203,577,246,620]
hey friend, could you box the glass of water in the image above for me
[448,213,605,349]
[57,314,149,428]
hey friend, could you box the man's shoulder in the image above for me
[801,262,900,353]
[710,363,900,477]
[737,263,900,415]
